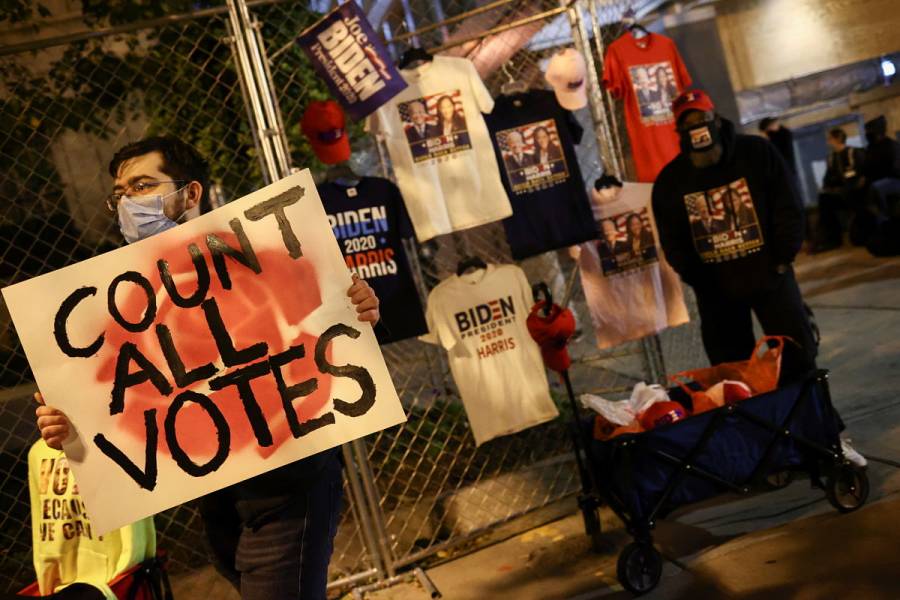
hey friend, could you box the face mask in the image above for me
[117,186,187,244]
[680,120,720,155]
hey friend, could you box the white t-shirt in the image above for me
[421,264,558,445]
[577,182,689,349]
[367,56,512,241]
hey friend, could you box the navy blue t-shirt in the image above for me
[318,176,428,344]
[485,90,598,259]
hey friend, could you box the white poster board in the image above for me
[3,170,406,535]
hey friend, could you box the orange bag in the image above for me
[670,336,792,397]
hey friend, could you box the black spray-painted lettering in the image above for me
[164,391,231,477]
[107,271,157,333]
[155,323,218,388]
[94,409,158,491]
[206,218,262,291]
[201,297,268,367]
[314,323,376,418]
[109,342,173,415]
[53,287,104,358]
[243,186,304,259]
[157,244,210,308]
[208,359,274,447]
[268,344,331,438]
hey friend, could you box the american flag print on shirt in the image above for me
[397,90,472,163]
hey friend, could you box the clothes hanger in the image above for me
[532,282,553,317]
[325,162,361,187]
[398,45,433,70]
[622,9,649,39]
[456,255,487,276]
[500,62,529,95]
[594,173,623,190]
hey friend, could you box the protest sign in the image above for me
[297,1,406,120]
[2,170,406,535]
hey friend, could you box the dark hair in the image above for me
[827,127,847,143]
[758,117,777,131]
[109,136,212,213]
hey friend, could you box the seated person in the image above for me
[863,116,900,220]
[814,127,865,252]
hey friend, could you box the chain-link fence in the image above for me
[0,0,705,595]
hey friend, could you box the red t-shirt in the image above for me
[602,33,692,182]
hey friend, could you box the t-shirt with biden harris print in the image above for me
[318,176,427,345]
[420,264,558,446]
[366,56,511,242]
[485,89,598,259]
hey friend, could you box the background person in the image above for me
[862,115,900,220]
[759,116,797,175]
[653,90,865,466]
[815,126,866,252]
[33,136,381,600]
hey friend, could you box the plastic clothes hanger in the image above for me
[398,46,433,70]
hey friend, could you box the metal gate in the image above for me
[0,0,704,595]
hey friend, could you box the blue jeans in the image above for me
[201,452,344,600]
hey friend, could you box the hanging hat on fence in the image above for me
[544,48,588,110]
[527,300,577,372]
[301,100,351,164]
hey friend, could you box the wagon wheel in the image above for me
[617,542,663,596]
[827,465,869,513]
[581,504,605,553]
[764,469,794,490]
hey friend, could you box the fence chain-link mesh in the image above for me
[1,0,705,595]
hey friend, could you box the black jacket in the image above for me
[823,146,865,191]
[863,137,900,183]
[652,118,804,298]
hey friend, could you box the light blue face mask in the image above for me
[117,186,187,244]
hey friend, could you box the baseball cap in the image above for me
[544,48,587,110]
[672,89,715,123]
[301,100,351,164]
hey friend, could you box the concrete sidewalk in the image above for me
[359,247,900,600]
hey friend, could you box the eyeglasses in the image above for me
[106,180,186,212]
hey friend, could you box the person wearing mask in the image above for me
[862,115,900,219]
[33,136,382,600]
[652,90,865,466]
[759,116,797,174]
[815,127,866,252]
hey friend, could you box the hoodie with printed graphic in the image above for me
[29,440,155,598]
[651,117,804,298]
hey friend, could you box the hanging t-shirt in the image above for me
[577,182,689,349]
[318,176,427,344]
[602,32,692,183]
[28,440,156,599]
[366,56,512,241]
[484,89,598,259]
[421,264,558,445]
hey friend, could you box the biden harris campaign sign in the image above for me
[2,170,406,535]
[297,1,406,120]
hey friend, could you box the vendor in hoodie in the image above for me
[651,90,815,384]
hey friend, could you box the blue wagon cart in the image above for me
[577,370,868,595]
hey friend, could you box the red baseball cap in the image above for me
[672,89,715,123]
[301,100,351,164]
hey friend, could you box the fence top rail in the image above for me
[0,0,291,57]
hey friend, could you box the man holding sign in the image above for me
[20,136,401,600]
